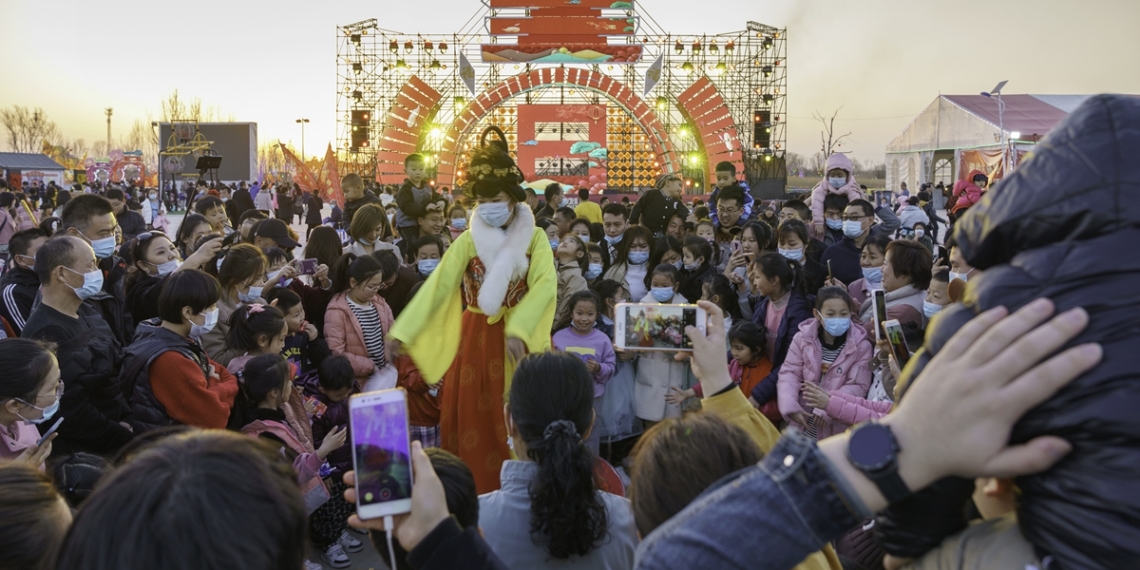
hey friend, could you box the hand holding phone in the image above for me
[345,441,449,552]
[349,389,414,519]
[872,289,888,342]
[614,303,707,352]
[37,416,64,446]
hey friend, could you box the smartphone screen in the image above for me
[883,319,911,366]
[873,290,888,341]
[349,392,413,517]
[620,304,698,350]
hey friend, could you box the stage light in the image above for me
[430,59,442,71]
[677,127,689,138]
[681,61,694,73]
[429,127,443,138]
[725,41,735,53]
[424,40,434,51]
[404,41,414,53]
[763,94,774,104]
[762,38,773,50]
[439,42,448,52]
[715,62,727,73]
[675,41,684,54]
[762,66,773,77]
[396,59,408,69]
[709,41,718,54]
[389,41,398,53]
[691,41,701,53]
[656,96,668,110]
[689,153,700,164]
[350,34,361,45]
[352,90,363,101]
[352,63,362,74]
[1010,131,1021,140]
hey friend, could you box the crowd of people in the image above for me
[0,94,1133,570]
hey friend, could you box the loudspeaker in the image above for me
[753,111,771,149]
[195,156,223,170]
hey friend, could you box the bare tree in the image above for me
[813,108,852,158]
[120,119,159,172]
[784,151,806,175]
[161,90,189,123]
[808,152,826,175]
[0,106,62,153]
[92,141,109,158]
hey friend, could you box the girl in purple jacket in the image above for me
[776,286,873,440]
[552,290,616,453]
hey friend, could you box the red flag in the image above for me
[279,142,321,194]
[322,144,344,208]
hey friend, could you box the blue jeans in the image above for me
[635,431,871,570]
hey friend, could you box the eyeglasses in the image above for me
[16,381,64,409]
[717,206,741,215]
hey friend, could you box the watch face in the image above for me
[849,424,895,471]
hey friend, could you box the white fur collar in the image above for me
[469,203,534,317]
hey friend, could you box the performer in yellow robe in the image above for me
[389,128,557,493]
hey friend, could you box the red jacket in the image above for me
[951,169,986,214]
[150,351,239,429]
[396,354,440,427]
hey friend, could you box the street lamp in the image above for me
[981,80,1009,174]
[295,118,310,162]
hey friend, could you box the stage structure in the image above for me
[336,1,787,198]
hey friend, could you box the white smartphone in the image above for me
[349,388,414,520]
[614,303,707,351]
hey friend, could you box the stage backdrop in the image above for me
[516,104,608,189]
[157,122,258,182]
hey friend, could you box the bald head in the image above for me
[35,236,92,285]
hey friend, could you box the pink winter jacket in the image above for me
[324,292,395,383]
[951,169,986,214]
[824,391,892,425]
[777,318,874,439]
[810,153,865,234]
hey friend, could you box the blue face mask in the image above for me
[358,237,375,246]
[672,260,683,271]
[418,258,440,276]
[862,266,883,284]
[628,251,650,265]
[683,261,702,272]
[478,202,513,228]
[923,300,944,318]
[64,267,104,301]
[17,392,61,425]
[843,220,865,238]
[651,287,675,303]
[779,248,803,262]
[604,234,623,245]
[240,286,264,303]
[190,308,219,338]
[451,218,467,230]
[86,234,117,259]
[585,263,603,280]
[825,218,844,231]
[829,176,847,189]
[549,239,560,250]
[822,317,851,337]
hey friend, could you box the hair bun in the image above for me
[466,126,526,202]
[543,419,580,441]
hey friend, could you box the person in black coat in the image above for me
[630,173,688,236]
[105,188,147,242]
[0,227,48,335]
[877,94,1140,570]
[306,192,324,237]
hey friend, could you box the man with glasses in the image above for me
[22,236,133,456]
[820,199,900,285]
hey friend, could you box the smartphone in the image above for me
[614,303,707,351]
[349,389,414,520]
[37,417,64,446]
[297,258,318,275]
[872,289,888,342]
[882,319,911,366]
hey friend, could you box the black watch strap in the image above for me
[867,467,911,504]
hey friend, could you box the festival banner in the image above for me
[321,144,344,207]
[644,54,663,95]
[279,142,321,193]
[459,53,476,96]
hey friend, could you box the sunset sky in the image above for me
[2,0,1136,163]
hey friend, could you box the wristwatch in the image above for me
[846,422,911,503]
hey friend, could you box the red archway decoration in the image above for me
[435,67,680,187]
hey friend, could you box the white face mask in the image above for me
[190,308,219,338]
[152,259,181,277]
[478,202,513,228]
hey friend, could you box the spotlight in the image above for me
[725,41,735,53]
[691,41,701,53]
[715,62,727,73]
[762,94,774,104]
[352,63,362,74]
[424,40,434,51]
[762,38,773,50]
[430,59,442,71]
[709,41,718,54]
[404,41,413,53]
[352,90,363,101]
[389,40,398,53]
[350,34,361,45]
[656,96,668,110]
[681,61,694,73]
[675,41,684,54]
[762,65,773,77]
[439,42,448,52]
[454,96,466,107]
[1010,131,1021,140]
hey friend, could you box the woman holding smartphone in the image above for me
[389,127,557,493]
[0,339,61,468]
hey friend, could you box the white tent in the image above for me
[885,94,1088,205]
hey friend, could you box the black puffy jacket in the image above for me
[877,94,1140,569]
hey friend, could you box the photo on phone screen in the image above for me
[621,304,698,350]
[883,319,911,366]
[298,258,318,275]
[349,393,412,516]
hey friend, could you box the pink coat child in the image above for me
[777,317,874,439]
[810,153,866,237]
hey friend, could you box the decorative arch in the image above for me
[435,67,680,187]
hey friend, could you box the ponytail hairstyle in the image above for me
[226,304,287,353]
[331,252,386,294]
[241,354,291,405]
[701,273,744,320]
[728,320,767,361]
[814,285,857,313]
[752,252,807,297]
[552,290,602,333]
[508,352,606,559]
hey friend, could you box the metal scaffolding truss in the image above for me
[335,6,787,194]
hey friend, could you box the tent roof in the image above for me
[943,94,1085,140]
[0,152,66,170]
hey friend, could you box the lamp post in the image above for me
[295,118,310,162]
[981,81,1009,175]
